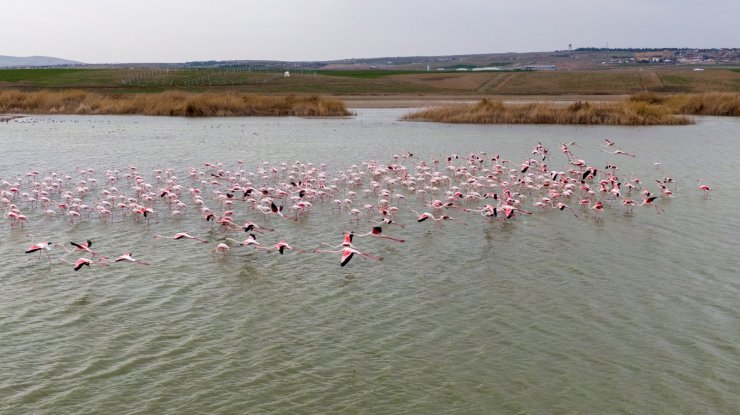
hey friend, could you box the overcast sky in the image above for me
[2,0,737,63]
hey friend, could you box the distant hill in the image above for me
[0,55,83,68]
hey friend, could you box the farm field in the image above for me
[1,67,738,98]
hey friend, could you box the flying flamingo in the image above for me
[25,241,56,263]
[257,240,303,255]
[464,204,498,219]
[602,149,636,157]
[114,252,149,265]
[314,247,383,267]
[317,232,358,250]
[64,239,105,258]
[554,203,578,217]
[154,232,209,243]
[225,233,263,248]
[355,226,405,243]
[243,221,273,234]
[270,202,297,221]
[59,257,108,271]
[413,210,467,227]
[370,218,406,228]
[640,195,661,214]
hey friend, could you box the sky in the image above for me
[2,0,738,63]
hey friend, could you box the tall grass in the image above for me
[631,92,740,116]
[402,98,693,125]
[0,90,351,117]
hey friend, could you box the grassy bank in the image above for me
[402,99,692,125]
[0,90,351,117]
[630,92,740,116]
[402,93,740,125]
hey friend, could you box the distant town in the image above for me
[1,48,738,71]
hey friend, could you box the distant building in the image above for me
[472,67,504,71]
[283,71,290,77]
[524,65,557,71]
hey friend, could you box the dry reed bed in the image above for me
[0,90,351,117]
[630,92,740,116]
[403,93,740,125]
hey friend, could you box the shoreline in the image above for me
[336,94,631,109]
[0,114,25,122]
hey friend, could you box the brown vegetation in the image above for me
[0,90,351,117]
[631,92,740,116]
[402,98,693,125]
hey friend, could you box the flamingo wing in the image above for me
[340,250,355,267]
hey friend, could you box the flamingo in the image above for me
[212,243,231,255]
[270,201,297,221]
[243,221,274,234]
[591,201,604,219]
[225,233,262,248]
[621,199,637,213]
[602,149,636,158]
[314,247,383,267]
[258,240,302,255]
[355,226,405,243]
[412,210,465,227]
[65,239,105,258]
[640,195,661,214]
[25,241,56,263]
[154,232,209,243]
[59,257,108,271]
[697,180,711,198]
[370,218,405,228]
[114,252,149,265]
[554,203,578,217]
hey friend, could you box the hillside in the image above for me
[0,55,83,68]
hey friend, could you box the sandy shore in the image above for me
[0,114,25,122]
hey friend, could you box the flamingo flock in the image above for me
[3,139,713,270]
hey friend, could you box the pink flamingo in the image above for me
[602,149,636,157]
[356,226,405,243]
[154,232,209,243]
[697,180,711,198]
[317,232,357,250]
[554,203,578,217]
[64,240,105,258]
[258,240,303,255]
[114,252,149,265]
[243,221,273,234]
[370,218,405,228]
[314,247,383,267]
[225,234,263,248]
[412,210,463,227]
[270,201,297,221]
[591,201,604,219]
[212,243,231,255]
[640,195,661,214]
[621,199,636,213]
[58,257,108,271]
[25,241,56,263]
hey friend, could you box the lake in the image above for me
[1,110,738,414]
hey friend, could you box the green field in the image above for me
[316,70,427,79]
[0,67,738,96]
